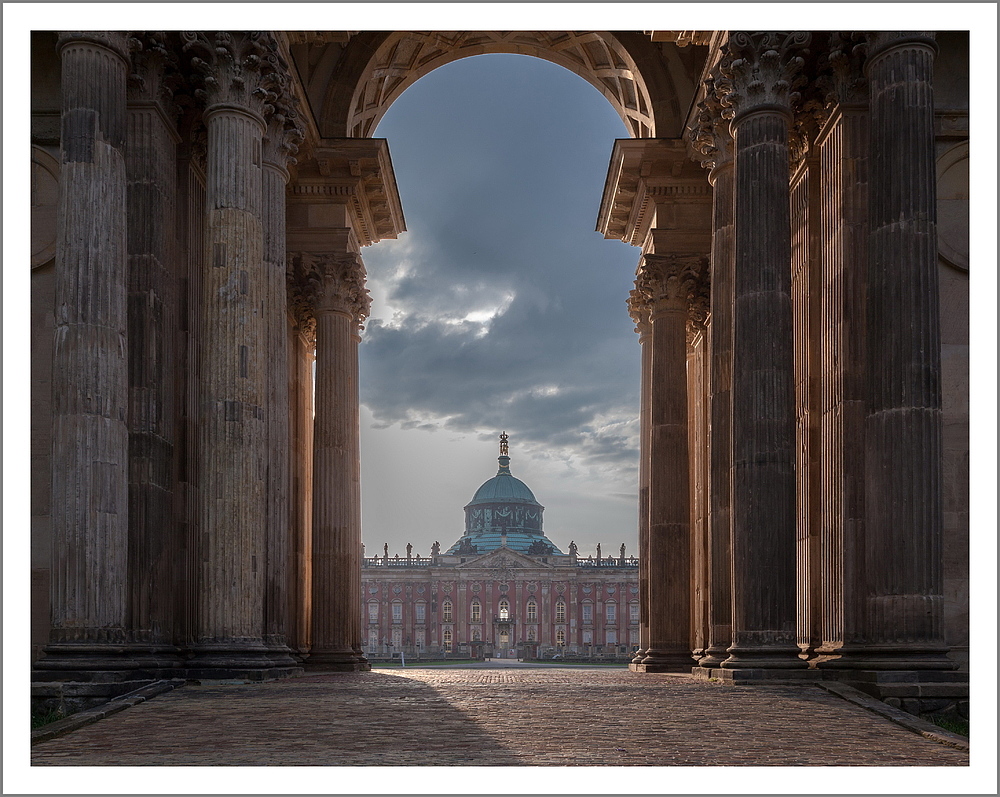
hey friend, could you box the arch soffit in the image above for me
[320,31,670,139]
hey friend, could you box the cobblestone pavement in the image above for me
[31,667,969,766]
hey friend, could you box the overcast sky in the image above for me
[357,54,642,558]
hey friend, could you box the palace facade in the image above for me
[361,436,639,659]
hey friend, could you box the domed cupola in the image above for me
[447,432,563,556]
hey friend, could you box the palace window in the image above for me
[581,602,593,624]
[556,628,565,646]
[526,598,537,621]
[415,602,426,623]
[499,599,510,620]
[583,629,593,644]
[443,629,453,651]
[391,628,402,648]
[629,601,639,624]
[442,599,453,622]
[555,599,566,623]
[368,601,379,623]
[368,629,379,649]
[606,630,617,645]
[606,602,617,623]
[471,599,482,622]
[392,601,402,623]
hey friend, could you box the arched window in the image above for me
[499,599,510,620]
[392,601,403,623]
[581,601,593,624]
[391,628,402,648]
[368,601,379,623]
[556,628,565,646]
[526,598,537,621]
[606,602,617,623]
[629,601,639,624]
[471,599,482,622]
[442,599,453,622]
[555,599,566,623]
[443,628,453,651]
[415,602,426,623]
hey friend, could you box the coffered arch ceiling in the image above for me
[289,31,707,140]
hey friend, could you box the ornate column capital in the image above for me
[816,32,869,108]
[57,31,131,63]
[864,31,937,69]
[719,31,812,125]
[686,269,711,344]
[626,288,652,338]
[688,71,734,178]
[635,254,708,315]
[287,251,371,331]
[180,31,282,121]
[263,97,305,176]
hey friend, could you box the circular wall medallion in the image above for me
[392,585,402,595]
[581,585,592,594]
[417,585,425,594]
[471,583,481,593]
[630,585,639,595]
[607,585,616,594]
[498,583,509,593]
[31,146,59,269]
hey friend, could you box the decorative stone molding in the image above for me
[180,31,282,119]
[635,254,708,313]
[719,31,811,123]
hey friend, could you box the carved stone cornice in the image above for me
[719,31,811,124]
[635,254,708,314]
[180,31,281,121]
[287,251,371,330]
[626,288,652,337]
[687,71,734,175]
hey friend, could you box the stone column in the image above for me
[689,78,735,668]
[182,32,278,674]
[261,89,303,667]
[123,32,181,663]
[38,32,132,673]
[306,252,371,671]
[634,253,704,671]
[720,31,810,669]
[626,290,652,664]
[855,31,951,670]
[814,34,870,664]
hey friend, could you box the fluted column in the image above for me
[627,290,652,664]
[305,252,371,671]
[39,32,132,672]
[261,88,303,666]
[123,32,181,662]
[856,31,951,669]
[689,77,736,668]
[182,32,277,671]
[635,253,704,671]
[719,31,810,669]
[814,34,871,665]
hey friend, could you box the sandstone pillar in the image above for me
[182,32,276,674]
[306,252,371,671]
[38,32,132,673]
[626,290,652,663]
[635,254,703,671]
[720,32,810,669]
[851,31,952,670]
[123,32,181,663]
[689,78,736,668]
[261,93,303,667]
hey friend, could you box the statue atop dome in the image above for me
[499,430,509,456]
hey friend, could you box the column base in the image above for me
[697,645,729,668]
[816,644,957,671]
[304,649,371,672]
[692,666,822,684]
[631,647,696,672]
[630,648,648,665]
[185,641,303,681]
[720,642,808,670]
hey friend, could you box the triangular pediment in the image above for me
[455,548,555,570]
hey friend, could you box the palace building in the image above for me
[361,434,639,660]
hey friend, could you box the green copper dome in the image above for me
[466,455,540,506]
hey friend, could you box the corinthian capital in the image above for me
[635,254,708,313]
[57,31,131,62]
[687,71,734,173]
[686,268,711,344]
[865,31,937,66]
[816,32,868,107]
[719,31,811,122]
[127,32,181,108]
[181,31,281,118]
[626,288,652,337]
[289,251,372,329]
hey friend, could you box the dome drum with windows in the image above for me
[446,432,563,556]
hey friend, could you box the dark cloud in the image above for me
[360,54,642,478]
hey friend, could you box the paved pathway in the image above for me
[31,666,968,767]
